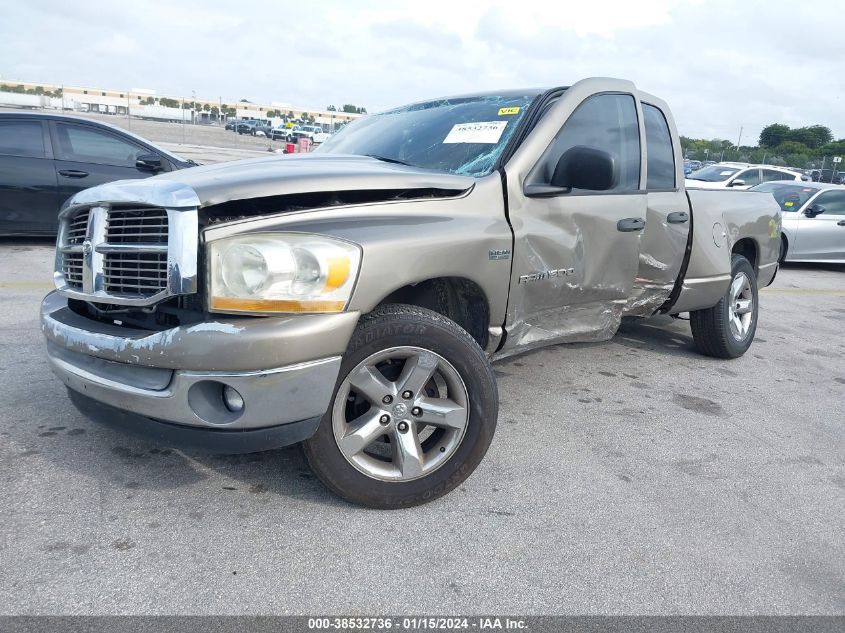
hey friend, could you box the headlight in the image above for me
[208,233,361,314]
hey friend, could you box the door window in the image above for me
[538,93,641,192]
[812,190,845,215]
[55,124,143,167]
[762,169,792,183]
[643,104,675,189]
[735,169,761,186]
[0,121,45,158]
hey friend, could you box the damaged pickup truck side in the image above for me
[42,78,780,508]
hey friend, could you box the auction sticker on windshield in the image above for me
[443,121,508,144]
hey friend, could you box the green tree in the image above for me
[759,123,791,148]
[775,140,811,155]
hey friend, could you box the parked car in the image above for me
[236,120,271,136]
[686,162,803,189]
[270,126,292,142]
[42,78,780,507]
[224,120,239,131]
[293,125,331,144]
[752,181,845,263]
[0,112,194,235]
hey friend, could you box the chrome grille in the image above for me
[55,202,198,307]
[61,208,90,289]
[61,253,84,289]
[104,252,169,293]
[66,209,90,245]
[106,207,169,244]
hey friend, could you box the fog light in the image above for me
[222,385,245,412]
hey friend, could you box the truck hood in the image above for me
[66,154,476,211]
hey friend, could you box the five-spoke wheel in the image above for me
[303,304,498,508]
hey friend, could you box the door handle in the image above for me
[617,217,646,232]
[667,211,689,224]
[58,169,89,178]
[838,220,845,226]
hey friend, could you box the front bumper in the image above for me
[41,292,359,449]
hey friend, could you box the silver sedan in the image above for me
[751,181,845,263]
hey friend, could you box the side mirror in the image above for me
[729,179,746,187]
[524,146,616,197]
[136,153,163,173]
[805,204,826,218]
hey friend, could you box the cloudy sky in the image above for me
[2,0,843,144]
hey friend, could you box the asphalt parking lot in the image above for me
[1,239,843,615]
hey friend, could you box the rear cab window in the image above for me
[642,103,675,189]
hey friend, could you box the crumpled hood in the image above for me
[156,153,475,208]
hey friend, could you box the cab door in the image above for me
[503,81,645,353]
[625,100,690,316]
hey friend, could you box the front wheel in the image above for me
[690,254,758,358]
[303,304,498,508]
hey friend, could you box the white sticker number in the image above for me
[443,121,508,144]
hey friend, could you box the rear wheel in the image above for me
[690,255,758,359]
[303,304,498,508]
[779,235,788,264]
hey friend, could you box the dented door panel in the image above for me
[501,194,646,356]
[497,79,648,357]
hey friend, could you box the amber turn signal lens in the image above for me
[209,297,347,313]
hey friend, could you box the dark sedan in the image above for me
[0,112,194,235]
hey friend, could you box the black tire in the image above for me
[303,304,498,509]
[779,235,788,264]
[690,255,758,359]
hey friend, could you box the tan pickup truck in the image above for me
[42,78,780,508]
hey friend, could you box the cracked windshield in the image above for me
[317,93,538,176]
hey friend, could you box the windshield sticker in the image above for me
[784,201,794,207]
[720,170,735,176]
[498,107,520,116]
[443,121,508,144]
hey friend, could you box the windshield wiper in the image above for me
[364,154,416,167]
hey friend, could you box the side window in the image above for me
[762,169,798,183]
[761,169,786,183]
[813,191,845,215]
[540,93,641,192]
[55,124,143,167]
[0,121,46,158]
[736,169,761,186]
[643,104,675,189]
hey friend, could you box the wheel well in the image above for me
[732,238,758,272]
[376,277,490,349]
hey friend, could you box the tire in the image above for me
[303,304,498,509]
[779,235,788,264]
[690,254,758,359]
